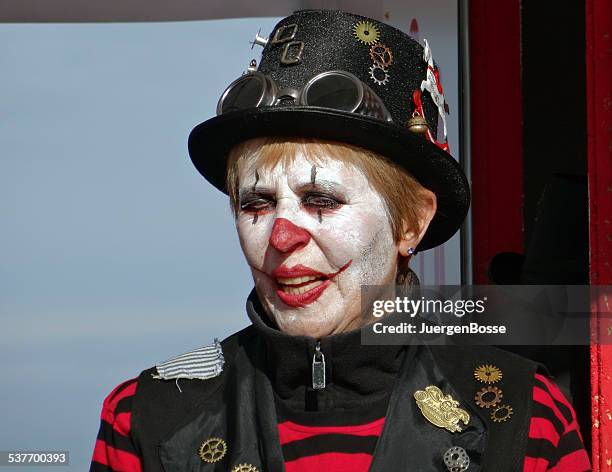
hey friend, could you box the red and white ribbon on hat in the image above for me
[412,39,450,153]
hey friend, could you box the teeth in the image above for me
[280,279,324,295]
[277,275,320,285]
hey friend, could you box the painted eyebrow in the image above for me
[294,179,348,197]
[238,186,275,201]
[239,180,347,198]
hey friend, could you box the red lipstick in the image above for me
[272,264,325,279]
[276,279,333,308]
[273,260,352,308]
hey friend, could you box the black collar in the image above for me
[245,287,413,412]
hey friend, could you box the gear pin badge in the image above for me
[198,437,227,463]
[231,464,259,472]
[475,385,503,409]
[473,364,513,423]
[474,364,502,384]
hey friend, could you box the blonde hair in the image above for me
[226,137,432,244]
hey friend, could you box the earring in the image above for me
[407,247,416,256]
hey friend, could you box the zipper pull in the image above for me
[312,340,326,389]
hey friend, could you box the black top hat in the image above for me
[188,9,470,251]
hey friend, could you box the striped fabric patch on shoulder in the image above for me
[152,338,225,381]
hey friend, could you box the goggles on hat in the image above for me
[216,70,393,123]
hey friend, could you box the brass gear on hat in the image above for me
[230,464,259,472]
[198,437,227,463]
[369,43,393,67]
[491,404,514,423]
[353,21,380,44]
[475,386,503,409]
[474,364,503,384]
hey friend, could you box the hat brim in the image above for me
[188,106,470,251]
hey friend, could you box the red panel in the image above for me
[587,0,612,469]
[469,0,524,283]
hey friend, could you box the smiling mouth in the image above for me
[270,260,352,307]
[277,275,327,295]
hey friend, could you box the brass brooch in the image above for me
[414,385,470,433]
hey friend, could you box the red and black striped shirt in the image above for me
[90,378,142,472]
[90,373,591,471]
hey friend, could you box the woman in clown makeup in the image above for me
[90,9,591,472]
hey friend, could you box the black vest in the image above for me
[131,291,540,472]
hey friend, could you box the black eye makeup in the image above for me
[301,192,343,209]
[301,178,347,210]
[237,181,347,221]
[239,192,275,213]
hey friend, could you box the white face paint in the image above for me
[235,149,400,338]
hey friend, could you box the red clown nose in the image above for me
[269,218,311,253]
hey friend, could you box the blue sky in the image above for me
[0,18,280,470]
